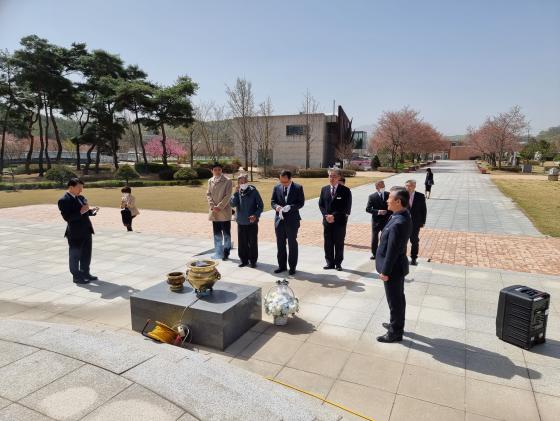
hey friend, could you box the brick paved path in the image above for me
[1,205,558,275]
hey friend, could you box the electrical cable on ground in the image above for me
[266,377,376,421]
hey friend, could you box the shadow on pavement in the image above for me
[406,332,542,380]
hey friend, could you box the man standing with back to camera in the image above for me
[375,187,412,343]
[58,178,99,284]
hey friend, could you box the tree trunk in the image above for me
[84,143,95,175]
[305,138,310,169]
[130,127,139,163]
[111,134,119,170]
[37,106,45,177]
[161,124,168,167]
[189,130,194,167]
[0,105,12,174]
[44,101,51,170]
[25,113,36,174]
[49,106,63,163]
[95,145,101,173]
[135,110,148,164]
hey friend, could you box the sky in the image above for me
[1,0,559,135]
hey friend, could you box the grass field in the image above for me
[493,178,560,237]
[0,176,375,213]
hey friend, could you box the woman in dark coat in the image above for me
[424,168,434,199]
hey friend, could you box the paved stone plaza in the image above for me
[277,161,542,236]
[0,160,559,420]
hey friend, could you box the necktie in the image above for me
[283,186,288,200]
[409,193,414,208]
[379,191,383,200]
[331,186,336,198]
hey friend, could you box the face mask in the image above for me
[240,183,249,191]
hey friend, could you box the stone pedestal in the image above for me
[130,281,261,351]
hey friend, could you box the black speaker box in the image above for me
[496,285,550,350]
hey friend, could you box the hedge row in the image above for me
[298,168,356,178]
[0,179,202,191]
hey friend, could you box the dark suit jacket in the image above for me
[271,182,305,227]
[409,191,427,228]
[318,183,352,225]
[375,209,412,278]
[58,192,95,241]
[366,190,392,227]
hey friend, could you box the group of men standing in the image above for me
[58,162,428,345]
[367,179,427,265]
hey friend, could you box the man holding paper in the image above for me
[271,169,305,275]
[57,178,99,284]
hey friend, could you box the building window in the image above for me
[286,125,305,136]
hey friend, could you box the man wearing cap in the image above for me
[230,174,264,268]
[206,163,233,260]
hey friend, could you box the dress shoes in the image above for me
[238,262,248,267]
[336,265,342,271]
[382,322,391,330]
[250,262,257,268]
[81,273,98,281]
[376,333,403,343]
[370,255,376,260]
[274,267,287,274]
[323,265,335,270]
[410,258,418,266]
[73,277,89,284]
[288,268,296,275]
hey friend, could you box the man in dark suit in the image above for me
[57,178,99,284]
[405,179,427,266]
[366,180,392,260]
[318,168,352,271]
[271,170,305,275]
[375,187,412,343]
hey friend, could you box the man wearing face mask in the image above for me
[230,174,264,268]
[366,180,392,260]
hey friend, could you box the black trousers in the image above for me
[384,275,406,335]
[275,220,299,270]
[410,225,421,259]
[371,222,387,256]
[121,209,135,231]
[324,222,347,266]
[238,224,258,264]
[68,236,92,278]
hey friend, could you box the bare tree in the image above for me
[226,78,255,180]
[254,97,276,177]
[195,101,230,162]
[300,89,319,169]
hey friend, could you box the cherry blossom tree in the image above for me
[144,136,186,160]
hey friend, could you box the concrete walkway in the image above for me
[1,218,559,420]
[0,319,339,421]
[267,161,541,237]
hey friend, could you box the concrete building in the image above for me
[232,106,352,169]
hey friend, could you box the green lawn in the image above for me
[0,176,375,213]
[493,178,560,237]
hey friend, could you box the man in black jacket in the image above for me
[375,187,412,343]
[366,180,392,260]
[318,168,352,271]
[271,170,305,275]
[57,178,99,284]
[405,179,427,266]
